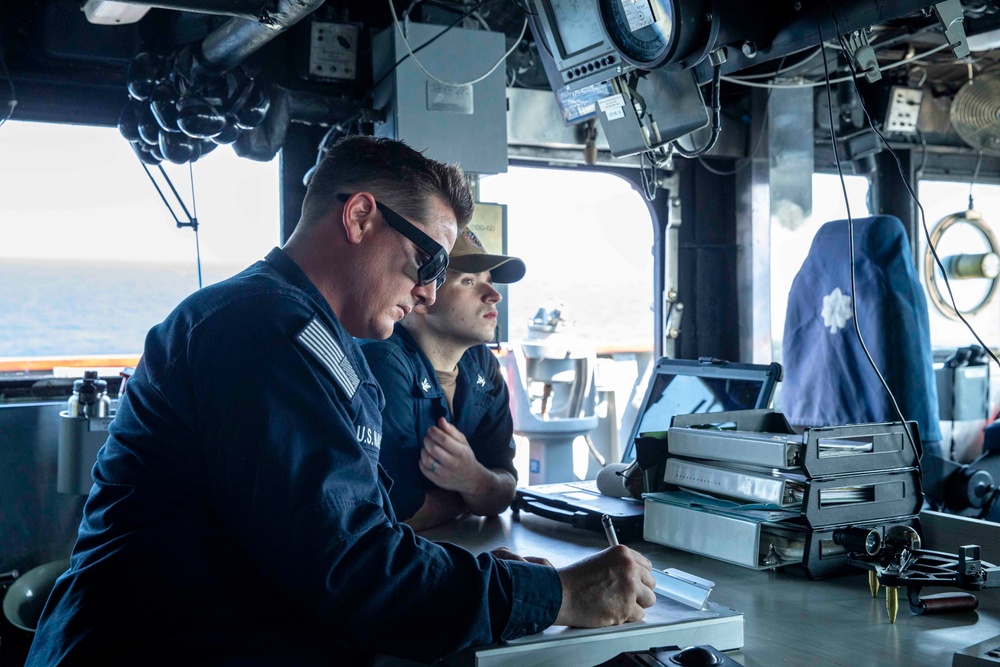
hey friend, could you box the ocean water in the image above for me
[0,258,655,360]
[0,259,242,358]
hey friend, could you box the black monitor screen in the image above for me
[547,0,605,59]
[633,374,765,438]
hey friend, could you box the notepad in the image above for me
[444,596,743,667]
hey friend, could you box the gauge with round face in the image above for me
[598,0,676,68]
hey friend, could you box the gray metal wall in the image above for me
[0,402,88,575]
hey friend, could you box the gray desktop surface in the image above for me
[419,510,1000,667]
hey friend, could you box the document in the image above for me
[644,491,808,570]
[445,597,743,667]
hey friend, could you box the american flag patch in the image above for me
[297,317,361,399]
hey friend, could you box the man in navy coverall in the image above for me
[362,229,525,530]
[27,135,655,666]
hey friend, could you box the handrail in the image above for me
[0,356,140,374]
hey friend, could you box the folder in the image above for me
[663,458,806,507]
[669,409,919,477]
[666,426,804,469]
[644,491,808,570]
[444,598,743,666]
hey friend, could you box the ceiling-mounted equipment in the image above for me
[924,210,1000,320]
[82,0,151,25]
[115,0,325,165]
[950,68,1000,156]
[530,0,632,93]
[596,67,709,157]
[884,86,924,135]
[594,0,945,79]
[595,0,711,70]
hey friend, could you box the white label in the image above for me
[426,81,474,114]
[599,94,626,120]
[309,22,359,81]
[620,0,655,32]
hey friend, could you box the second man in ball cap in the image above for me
[361,228,526,529]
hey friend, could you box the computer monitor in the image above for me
[620,358,782,463]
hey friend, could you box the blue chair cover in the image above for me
[781,214,941,447]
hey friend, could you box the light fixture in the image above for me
[82,0,151,25]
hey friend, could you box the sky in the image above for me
[0,121,281,268]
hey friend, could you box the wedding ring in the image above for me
[429,459,439,473]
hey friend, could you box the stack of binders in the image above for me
[642,409,923,578]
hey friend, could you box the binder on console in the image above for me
[663,458,806,507]
[668,409,920,477]
[666,427,804,470]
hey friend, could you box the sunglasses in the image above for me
[337,193,449,288]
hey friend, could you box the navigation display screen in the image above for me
[548,0,605,58]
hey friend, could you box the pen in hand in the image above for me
[602,514,619,547]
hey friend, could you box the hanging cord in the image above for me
[0,45,17,128]
[817,10,919,457]
[387,0,528,87]
[969,150,983,210]
[721,43,953,90]
[697,55,787,176]
[639,150,658,201]
[188,162,203,289]
[826,2,1000,461]
[672,59,723,158]
[138,158,203,289]
[697,85,771,175]
[303,112,363,186]
[835,36,1000,375]
[914,127,929,180]
[372,1,491,92]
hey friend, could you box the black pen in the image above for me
[602,514,619,547]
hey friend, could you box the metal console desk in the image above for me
[419,510,1000,667]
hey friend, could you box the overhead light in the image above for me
[82,1,151,25]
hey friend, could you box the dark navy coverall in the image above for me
[27,248,560,666]
[360,326,518,521]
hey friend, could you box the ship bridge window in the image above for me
[479,166,654,352]
[770,172,871,366]
[0,121,279,370]
[915,179,1000,353]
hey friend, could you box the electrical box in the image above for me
[307,20,361,81]
[885,86,924,134]
[373,22,508,175]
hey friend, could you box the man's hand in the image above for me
[419,418,487,495]
[554,546,656,627]
[420,417,517,517]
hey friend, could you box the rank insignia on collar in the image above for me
[477,374,486,387]
[421,377,432,393]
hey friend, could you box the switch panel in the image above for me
[885,86,924,134]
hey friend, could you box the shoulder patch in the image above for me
[297,317,361,399]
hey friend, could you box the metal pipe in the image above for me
[107,1,280,22]
[943,252,1000,279]
[200,0,326,72]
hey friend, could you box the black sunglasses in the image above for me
[337,193,449,288]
